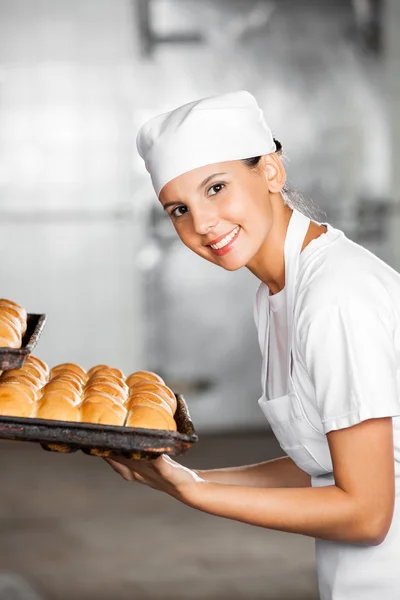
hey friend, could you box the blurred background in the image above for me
[0,0,398,598]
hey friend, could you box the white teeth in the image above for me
[210,226,240,250]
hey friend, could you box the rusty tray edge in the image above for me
[0,314,48,370]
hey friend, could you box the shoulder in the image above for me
[295,227,400,335]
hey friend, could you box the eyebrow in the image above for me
[198,172,227,191]
[162,172,228,211]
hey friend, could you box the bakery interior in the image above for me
[0,0,398,598]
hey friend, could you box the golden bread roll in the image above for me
[0,317,21,348]
[86,374,128,394]
[42,379,79,394]
[87,365,125,379]
[0,312,23,335]
[36,396,80,422]
[126,370,165,388]
[126,405,177,431]
[1,369,41,389]
[0,305,26,334]
[127,382,177,413]
[82,392,123,410]
[50,375,82,392]
[0,375,39,394]
[84,381,125,401]
[0,299,27,319]
[21,363,48,385]
[126,391,173,416]
[25,356,49,377]
[81,399,127,426]
[51,363,87,380]
[40,386,81,405]
[0,385,35,417]
[0,381,37,402]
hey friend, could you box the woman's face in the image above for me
[159,155,283,272]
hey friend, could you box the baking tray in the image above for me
[0,394,198,460]
[0,314,48,371]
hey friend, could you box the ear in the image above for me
[259,153,286,193]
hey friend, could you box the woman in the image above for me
[105,91,400,599]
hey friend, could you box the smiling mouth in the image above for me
[209,226,240,250]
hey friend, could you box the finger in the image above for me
[104,457,136,481]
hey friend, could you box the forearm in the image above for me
[184,481,383,545]
[195,456,311,488]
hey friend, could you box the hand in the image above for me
[103,454,204,502]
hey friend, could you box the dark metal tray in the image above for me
[0,394,198,460]
[0,314,48,371]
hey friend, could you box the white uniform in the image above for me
[254,209,400,599]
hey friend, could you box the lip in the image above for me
[206,226,239,247]
[208,226,241,257]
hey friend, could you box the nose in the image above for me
[191,206,219,236]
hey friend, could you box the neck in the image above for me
[246,195,326,294]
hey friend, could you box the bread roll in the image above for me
[25,356,49,378]
[1,369,41,389]
[82,392,123,410]
[40,386,81,405]
[126,405,177,431]
[87,365,125,379]
[50,375,82,392]
[0,381,37,402]
[0,305,26,334]
[51,363,87,381]
[36,396,80,422]
[0,299,27,320]
[127,382,177,413]
[0,375,39,394]
[0,316,21,348]
[81,399,127,426]
[126,391,173,416]
[86,374,128,394]
[126,370,165,388]
[84,381,125,402]
[0,385,35,417]
[21,363,47,385]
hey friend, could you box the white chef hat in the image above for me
[136,90,277,197]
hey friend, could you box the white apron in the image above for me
[256,209,400,600]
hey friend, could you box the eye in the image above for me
[207,183,225,196]
[171,205,189,219]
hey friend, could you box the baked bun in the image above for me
[126,391,173,416]
[126,405,177,431]
[50,375,83,392]
[86,374,128,394]
[0,305,26,334]
[0,385,35,417]
[25,356,49,378]
[40,386,81,405]
[51,363,87,381]
[0,375,39,395]
[84,381,125,402]
[87,365,125,379]
[36,396,80,422]
[21,363,47,385]
[0,299,27,320]
[126,370,165,388]
[81,399,127,426]
[127,382,177,413]
[0,315,21,348]
[82,392,123,410]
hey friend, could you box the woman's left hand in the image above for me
[103,454,203,502]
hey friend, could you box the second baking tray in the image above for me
[0,314,48,371]
[0,394,198,460]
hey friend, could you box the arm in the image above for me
[194,456,311,488]
[185,418,395,545]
